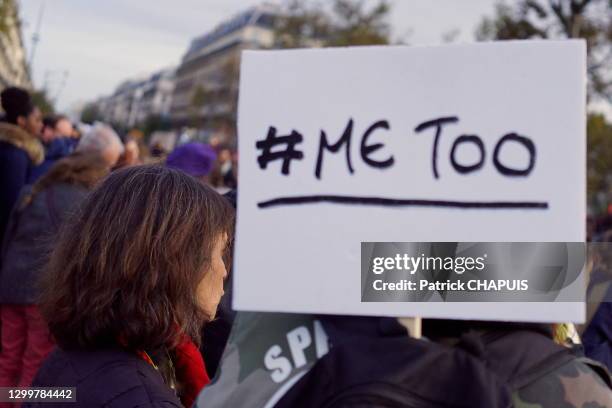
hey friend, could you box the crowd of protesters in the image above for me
[0,85,609,407]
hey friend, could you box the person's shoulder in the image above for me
[34,349,182,407]
[99,372,183,408]
[0,122,44,165]
[513,358,612,408]
[0,140,29,164]
[48,182,89,202]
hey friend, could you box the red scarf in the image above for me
[134,334,210,408]
[172,334,210,407]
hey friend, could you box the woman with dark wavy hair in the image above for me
[25,165,234,408]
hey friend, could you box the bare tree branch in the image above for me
[549,0,573,35]
[524,0,549,18]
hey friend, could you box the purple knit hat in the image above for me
[166,142,217,177]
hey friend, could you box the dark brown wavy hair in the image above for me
[39,165,234,352]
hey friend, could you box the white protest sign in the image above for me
[234,40,586,322]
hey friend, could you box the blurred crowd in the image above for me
[0,86,610,407]
[589,214,612,243]
[0,87,236,407]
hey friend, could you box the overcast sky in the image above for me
[18,0,505,111]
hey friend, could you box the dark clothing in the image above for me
[0,142,29,247]
[24,348,182,408]
[0,183,87,304]
[200,293,233,378]
[276,317,612,408]
[28,138,74,183]
[583,269,612,371]
[584,300,612,371]
[0,123,43,248]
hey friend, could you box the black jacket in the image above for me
[0,183,87,304]
[24,348,182,407]
[0,122,44,246]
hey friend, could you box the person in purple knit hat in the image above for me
[166,142,217,184]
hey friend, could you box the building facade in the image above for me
[0,0,31,89]
[133,67,175,125]
[170,3,278,143]
[93,67,175,130]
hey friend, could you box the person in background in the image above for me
[25,165,234,408]
[28,115,76,183]
[53,115,79,153]
[218,147,237,190]
[0,87,43,247]
[72,122,88,141]
[150,141,168,160]
[70,122,81,139]
[114,133,142,169]
[166,142,217,185]
[209,146,237,193]
[123,138,141,166]
[593,215,612,242]
[229,150,238,187]
[127,129,145,164]
[40,117,56,143]
[581,243,612,371]
[130,130,151,162]
[273,317,611,407]
[0,125,123,397]
[77,123,125,165]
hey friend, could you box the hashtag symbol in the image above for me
[256,127,304,175]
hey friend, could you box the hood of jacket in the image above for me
[0,122,44,165]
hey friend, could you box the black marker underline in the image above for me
[257,195,549,209]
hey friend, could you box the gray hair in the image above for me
[77,123,124,155]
